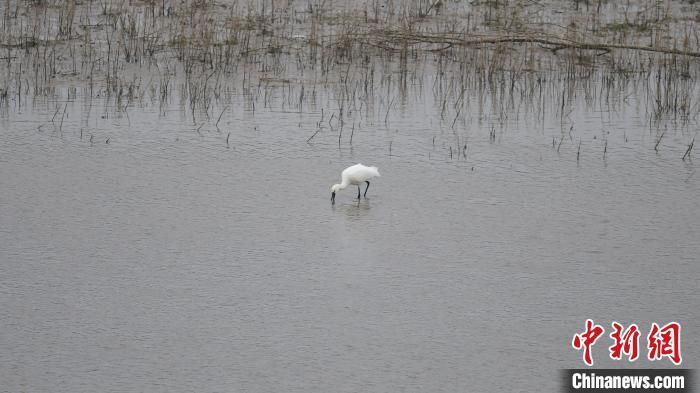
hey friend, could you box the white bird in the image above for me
[331,163,380,204]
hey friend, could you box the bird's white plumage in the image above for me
[341,163,380,185]
[330,163,380,202]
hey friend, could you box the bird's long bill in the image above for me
[331,191,335,203]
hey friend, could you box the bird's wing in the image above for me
[349,165,379,183]
[367,166,380,177]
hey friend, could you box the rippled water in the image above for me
[2,62,700,392]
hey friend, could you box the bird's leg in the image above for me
[357,186,361,199]
[364,181,370,198]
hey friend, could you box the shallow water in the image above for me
[2,41,700,393]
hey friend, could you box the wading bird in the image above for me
[331,164,380,204]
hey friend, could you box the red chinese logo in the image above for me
[572,320,682,366]
[609,322,640,361]
[647,322,682,365]
[572,319,605,366]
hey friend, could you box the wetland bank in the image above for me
[1,1,700,392]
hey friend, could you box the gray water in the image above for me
[2,68,700,392]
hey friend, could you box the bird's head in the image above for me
[330,184,341,203]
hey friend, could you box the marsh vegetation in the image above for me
[0,0,698,160]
